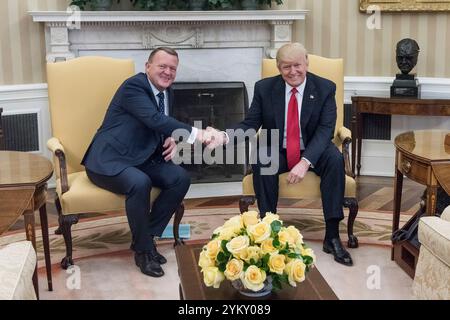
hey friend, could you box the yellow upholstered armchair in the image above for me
[46,57,185,269]
[239,55,359,248]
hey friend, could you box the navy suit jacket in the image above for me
[82,72,192,176]
[233,72,337,167]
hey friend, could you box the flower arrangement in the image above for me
[198,211,315,293]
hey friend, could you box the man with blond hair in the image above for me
[227,43,353,266]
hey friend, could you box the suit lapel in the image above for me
[272,76,286,146]
[300,75,317,134]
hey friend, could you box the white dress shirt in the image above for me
[148,78,197,144]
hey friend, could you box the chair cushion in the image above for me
[418,216,450,267]
[242,172,356,199]
[56,171,161,215]
[0,241,37,300]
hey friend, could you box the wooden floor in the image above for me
[6,175,425,232]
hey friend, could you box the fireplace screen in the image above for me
[171,82,249,183]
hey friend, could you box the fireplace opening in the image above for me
[171,82,249,183]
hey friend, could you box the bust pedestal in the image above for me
[391,73,420,98]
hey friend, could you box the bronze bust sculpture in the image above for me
[396,38,420,75]
[391,38,420,98]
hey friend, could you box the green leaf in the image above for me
[287,252,301,259]
[218,263,226,272]
[303,256,313,265]
[217,251,228,263]
[273,237,280,248]
[221,240,230,255]
[271,220,282,233]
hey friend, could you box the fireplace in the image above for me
[172,82,248,183]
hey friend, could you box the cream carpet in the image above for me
[38,241,414,300]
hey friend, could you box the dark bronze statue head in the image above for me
[396,38,420,75]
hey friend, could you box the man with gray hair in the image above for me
[225,43,353,266]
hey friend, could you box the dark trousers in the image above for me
[86,155,191,253]
[252,144,345,222]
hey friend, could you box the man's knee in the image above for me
[178,167,191,188]
[323,147,344,168]
[132,174,152,192]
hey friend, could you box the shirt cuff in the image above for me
[186,127,198,144]
[301,157,313,168]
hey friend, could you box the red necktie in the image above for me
[286,87,300,170]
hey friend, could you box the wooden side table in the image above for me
[351,96,450,176]
[0,151,54,299]
[392,130,450,278]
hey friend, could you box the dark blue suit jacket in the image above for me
[82,72,192,176]
[232,72,337,167]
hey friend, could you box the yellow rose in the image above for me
[205,239,221,260]
[242,211,259,227]
[198,250,216,269]
[203,266,225,288]
[241,265,266,292]
[284,259,306,287]
[217,227,237,241]
[212,225,223,236]
[277,229,292,247]
[301,246,316,265]
[268,254,286,275]
[223,215,244,233]
[262,212,280,225]
[240,246,261,263]
[260,238,278,255]
[247,222,271,243]
[286,226,304,245]
[224,259,244,281]
[226,235,250,256]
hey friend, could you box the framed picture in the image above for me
[360,0,450,12]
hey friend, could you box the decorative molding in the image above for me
[143,26,203,49]
[30,10,308,22]
[30,10,307,63]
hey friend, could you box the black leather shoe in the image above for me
[323,238,354,266]
[134,252,164,277]
[150,240,167,265]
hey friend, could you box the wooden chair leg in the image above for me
[54,197,63,235]
[344,197,359,248]
[39,204,53,291]
[173,202,185,247]
[58,213,79,269]
[239,196,256,213]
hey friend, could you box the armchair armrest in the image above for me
[442,206,450,222]
[47,137,69,194]
[334,127,354,178]
[335,127,352,146]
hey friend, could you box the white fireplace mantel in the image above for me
[30,10,308,62]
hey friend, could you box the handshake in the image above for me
[197,126,229,149]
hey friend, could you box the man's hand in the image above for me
[286,159,310,184]
[162,137,177,161]
[204,126,227,149]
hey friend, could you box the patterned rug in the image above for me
[0,207,409,265]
